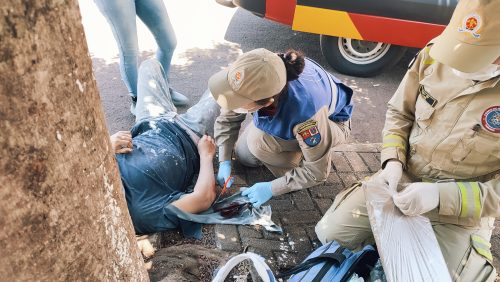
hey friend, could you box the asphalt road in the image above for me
[80,0,417,143]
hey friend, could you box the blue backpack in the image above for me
[277,241,379,282]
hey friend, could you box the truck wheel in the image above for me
[320,35,407,77]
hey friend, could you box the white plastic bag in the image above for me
[212,252,275,282]
[363,180,451,282]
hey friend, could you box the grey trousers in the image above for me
[135,59,220,138]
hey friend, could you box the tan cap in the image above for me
[208,48,286,110]
[430,0,500,73]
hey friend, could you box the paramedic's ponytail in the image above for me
[278,50,305,81]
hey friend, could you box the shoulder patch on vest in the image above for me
[298,120,321,147]
[482,106,500,133]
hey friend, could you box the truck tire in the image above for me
[320,35,407,77]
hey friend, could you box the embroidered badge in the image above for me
[418,85,437,107]
[298,120,321,147]
[458,13,481,38]
[229,69,244,91]
[481,106,500,133]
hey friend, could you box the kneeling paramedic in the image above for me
[316,0,500,280]
[210,48,354,207]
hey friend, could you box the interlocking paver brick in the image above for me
[310,185,339,199]
[245,166,274,183]
[273,193,292,200]
[491,235,500,272]
[333,143,381,153]
[241,238,286,252]
[343,152,369,172]
[314,198,333,215]
[281,210,322,225]
[493,219,500,236]
[263,229,285,241]
[359,152,381,172]
[286,227,312,256]
[215,225,241,252]
[238,226,263,239]
[274,251,302,270]
[291,190,315,211]
[245,246,274,260]
[305,226,321,246]
[268,199,295,211]
[331,152,351,172]
[338,172,359,187]
[325,171,342,184]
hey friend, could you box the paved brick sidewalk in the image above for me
[213,143,500,275]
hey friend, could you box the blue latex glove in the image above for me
[217,160,234,188]
[242,182,273,208]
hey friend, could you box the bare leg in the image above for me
[172,135,216,213]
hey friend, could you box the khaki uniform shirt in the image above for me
[381,45,500,227]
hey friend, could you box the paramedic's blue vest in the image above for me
[253,58,353,140]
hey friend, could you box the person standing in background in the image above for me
[94,0,189,115]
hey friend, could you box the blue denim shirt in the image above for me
[116,118,200,235]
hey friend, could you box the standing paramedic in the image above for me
[316,0,500,280]
[210,48,354,207]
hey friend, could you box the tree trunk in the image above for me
[0,1,148,280]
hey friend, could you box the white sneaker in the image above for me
[130,97,137,116]
[170,87,190,106]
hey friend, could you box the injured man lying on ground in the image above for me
[110,58,281,245]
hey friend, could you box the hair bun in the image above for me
[279,49,305,81]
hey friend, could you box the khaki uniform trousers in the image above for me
[315,174,497,282]
[234,120,350,177]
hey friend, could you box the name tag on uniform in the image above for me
[418,85,437,107]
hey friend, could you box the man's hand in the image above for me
[110,131,133,154]
[197,135,216,159]
[378,160,403,191]
[393,182,439,216]
[242,182,273,208]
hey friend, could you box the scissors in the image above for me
[213,176,233,204]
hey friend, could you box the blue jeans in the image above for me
[135,59,220,137]
[94,0,177,98]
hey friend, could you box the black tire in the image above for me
[320,35,407,77]
[215,0,236,8]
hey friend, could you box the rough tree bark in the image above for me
[0,1,148,280]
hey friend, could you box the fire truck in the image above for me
[217,0,458,77]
